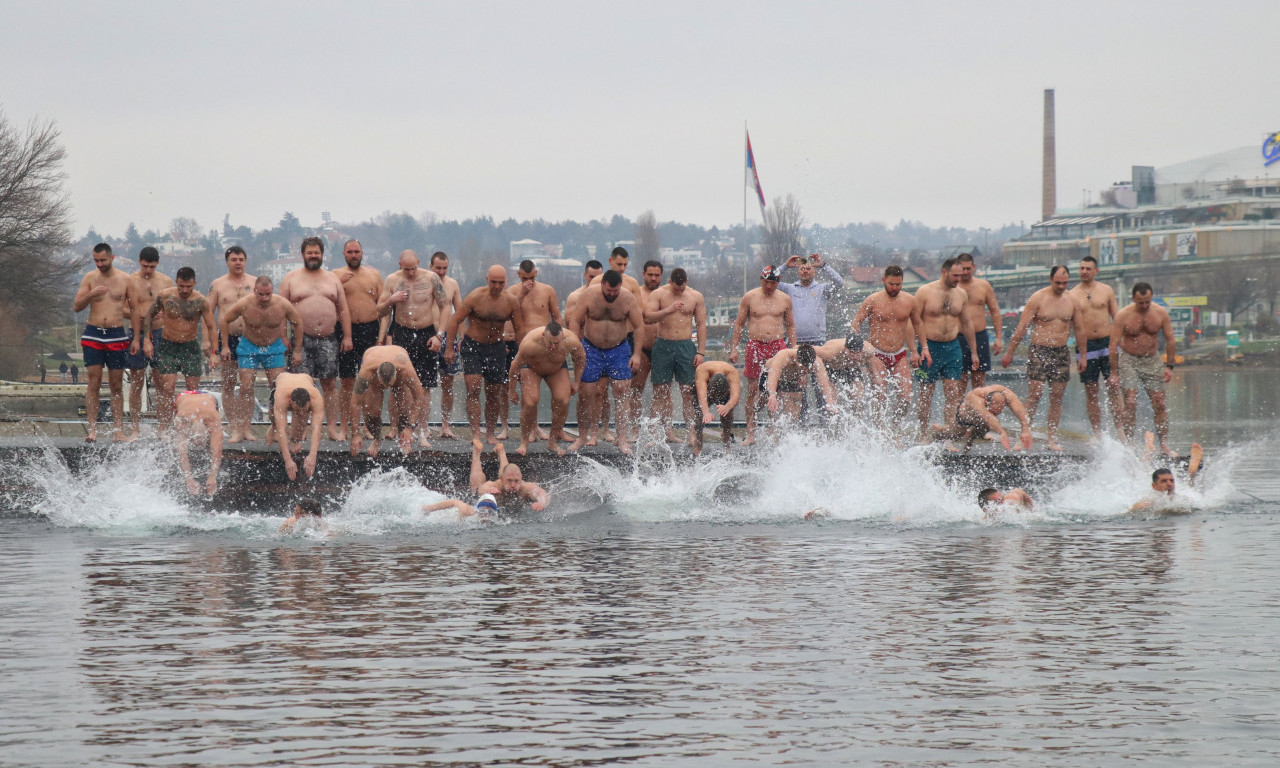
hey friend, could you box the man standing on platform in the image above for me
[278,236,352,441]
[333,239,384,443]
[645,268,707,444]
[564,259,609,442]
[851,266,919,421]
[912,258,979,442]
[219,277,303,434]
[73,243,135,443]
[1000,265,1087,451]
[566,270,645,454]
[430,251,465,439]
[729,265,796,445]
[445,265,524,446]
[1069,255,1122,440]
[630,260,665,427]
[377,250,448,447]
[139,267,219,435]
[124,247,174,438]
[1109,282,1177,456]
[208,245,255,442]
[955,252,1002,391]
[501,260,562,442]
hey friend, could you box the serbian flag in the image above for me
[746,130,766,219]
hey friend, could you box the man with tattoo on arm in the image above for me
[139,267,218,436]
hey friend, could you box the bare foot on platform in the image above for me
[567,438,585,453]
[944,441,961,453]
[616,441,633,456]
[417,436,432,449]
[515,441,529,456]
[584,434,598,447]
[113,430,135,443]
[534,426,549,441]
[665,430,682,443]
[742,434,756,447]
[84,430,97,444]
[329,429,345,442]
[1046,438,1063,452]
[399,434,414,454]
[602,429,616,443]
[367,440,380,458]
[227,431,245,444]
[546,439,565,457]
[439,426,457,440]
[495,428,509,441]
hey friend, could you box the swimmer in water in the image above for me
[1130,441,1203,514]
[424,492,499,521]
[468,439,550,512]
[978,487,1034,514]
[279,497,328,534]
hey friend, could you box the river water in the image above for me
[3,368,1279,766]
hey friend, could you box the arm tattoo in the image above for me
[353,377,369,395]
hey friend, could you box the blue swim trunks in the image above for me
[580,337,633,383]
[237,338,288,370]
[921,338,963,382]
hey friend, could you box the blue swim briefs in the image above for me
[237,338,288,370]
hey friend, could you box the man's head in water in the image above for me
[499,462,523,494]
[845,331,866,355]
[377,361,397,386]
[707,373,731,405]
[476,493,499,516]
[978,488,1003,509]
[1152,468,1175,494]
[296,497,322,517]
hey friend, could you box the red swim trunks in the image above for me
[873,346,908,369]
[745,338,788,379]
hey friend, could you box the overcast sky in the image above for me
[4,0,1277,239]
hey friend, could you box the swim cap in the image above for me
[845,331,866,351]
[476,493,498,512]
[761,265,781,281]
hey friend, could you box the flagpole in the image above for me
[743,121,749,294]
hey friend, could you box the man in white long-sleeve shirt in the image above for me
[777,253,844,418]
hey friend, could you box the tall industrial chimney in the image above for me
[1042,88,1056,222]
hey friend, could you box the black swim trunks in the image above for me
[339,320,381,379]
[1079,336,1111,385]
[461,336,509,385]
[957,329,992,374]
[391,323,440,388]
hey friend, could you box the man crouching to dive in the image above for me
[349,345,427,458]
[932,384,1033,453]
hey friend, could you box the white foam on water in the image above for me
[327,466,494,535]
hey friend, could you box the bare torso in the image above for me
[153,289,210,343]
[384,269,444,329]
[130,272,175,331]
[334,266,384,325]
[280,269,344,336]
[517,327,584,377]
[509,281,561,333]
[857,291,915,352]
[76,267,132,327]
[739,288,792,342]
[579,286,641,349]
[235,295,296,347]
[651,285,705,341]
[1069,280,1117,341]
[460,288,521,343]
[815,338,869,373]
[1026,287,1079,347]
[916,281,967,342]
[1116,305,1169,356]
[959,276,996,332]
[209,273,255,336]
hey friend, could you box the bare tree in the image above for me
[634,210,660,264]
[169,216,202,243]
[0,111,75,378]
[762,194,805,266]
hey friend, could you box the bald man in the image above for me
[445,265,524,445]
[376,250,447,447]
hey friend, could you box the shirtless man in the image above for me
[931,384,1033,454]
[955,252,1003,391]
[430,252,465,439]
[278,236,353,441]
[501,260,563,442]
[471,439,550,512]
[332,240,384,443]
[815,331,874,412]
[73,243,135,442]
[1069,255,1123,440]
[139,267,218,434]
[564,259,610,442]
[850,265,919,420]
[123,247,174,438]
[376,250,446,447]
[566,270,646,454]
[1130,443,1203,513]
[645,268,707,444]
[979,487,1034,513]
[728,265,796,445]
[507,321,585,456]
[630,260,665,428]
[1000,265,1086,451]
[445,265,524,445]
[172,391,223,497]
[762,343,837,425]
[1109,282,1177,454]
[208,245,256,442]
[349,345,427,458]
[219,276,303,439]
[693,360,742,456]
[588,246,645,301]
[270,371,324,481]
[587,248,645,436]
[911,259,978,442]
